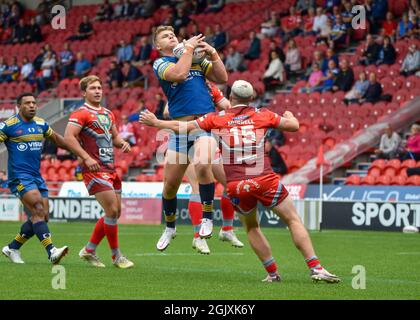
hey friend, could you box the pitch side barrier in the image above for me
[1,196,418,232]
[282,97,420,185]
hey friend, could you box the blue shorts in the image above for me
[167,130,213,155]
[9,176,48,199]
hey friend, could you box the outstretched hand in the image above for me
[282,111,295,119]
[139,110,158,127]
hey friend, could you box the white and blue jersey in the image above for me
[153,56,215,118]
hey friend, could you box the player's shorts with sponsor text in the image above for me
[9,176,48,198]
[83,172,122,195]
[226,173,289,215]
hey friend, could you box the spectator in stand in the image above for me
[304,50,325,78]
[114,0,124,19]
[341,1,354,28]
[244,31,261,60]
[203,26,215,48]
[285,39,302,78]
[316,17,333,46]
[318,59,339,92]
[344,71,369,105]
[376,36,396,65]
[213,23,227,50]
[332,59,354,92]
[108,61,123,89]
[67,15,93,41]
[117,40,134,64]
[177,26,189,42]
[119,114,136,146]
[371,0,388,33]
[362,0,374,27]
[2,56,19,82]
[133,36,152,67]
[59,42,74,80]
[26,17,42,43]
[360,72,382,104]
[43,43,57,60]
[329,15,347,48]
[136,0,157,18]
[173,7,190,33]
[313,7,328,35]
[303,7,316,36]
[282,6,303,41]
[35,0,49,25]
[7,3,21,28]
[204,0,225,14]
[94,0,114,21]
[0,56,6,82]
[399,124,420,161]
[0,170,7,189]
[300,62,324,93]
[260,11,280,38]
[324,0,340,13]
[397,13,414,40]
[225,46,244,72]
[121,61,143,87]
[359,34,380,66]
[323,48,339,72]
[190,0,207,14]
[33,47,45,71]
[12,18,26,43]
[263,50,284,91]
[400,44,420,76]
[297,0,315,16]
[154,93,167,120]
[189,21,201,36]
[265,129,287,175]
[128,99,147,122]
[382,12,397,39]
[20,56,34,84]
[374,125,401,159]
[74,52,91,78]
[268,40,285,63]
[36,51,56,91]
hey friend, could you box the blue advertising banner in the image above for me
[304,185,420,203]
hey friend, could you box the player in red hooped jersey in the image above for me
[64,75,134,269]
[140,80,340,283]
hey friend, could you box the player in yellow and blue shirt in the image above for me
[0,93,69,265]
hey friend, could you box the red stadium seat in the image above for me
[391,175,406,186]
[405,175,420,186]
[361,175,376,185]
[346,175,361,185]
[376,175,392,185]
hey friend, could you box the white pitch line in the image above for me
[397,252,420,255]
[135,252,245,257]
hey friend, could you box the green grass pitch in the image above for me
[0,222,419,300]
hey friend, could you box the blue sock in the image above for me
[9,220,34,250]
[163,196,177,228]
[199,183,215,220]
[33,221,54,258]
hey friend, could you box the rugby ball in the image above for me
[173,42,206,63]
[402,225,419,233]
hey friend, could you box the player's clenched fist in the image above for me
[84,156,100,172]
[120,141,131,153]
[139,110,158,126]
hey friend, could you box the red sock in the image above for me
[189,199,202,238]
[86,217,105,252]
[306,256,322,270]
[221,196,234,231]
[104,218,119,258]
[263,257,278,277]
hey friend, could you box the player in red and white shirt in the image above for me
[64,75,134,269]
[140,80,340,283]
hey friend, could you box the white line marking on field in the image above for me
[397,252,420,255]
[135,252,245,257]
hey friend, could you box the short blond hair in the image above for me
[153,25,174,47]
[79,75,102,91]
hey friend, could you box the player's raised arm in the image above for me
[201,43,228,84]
[110,124,131,153]
[64,123,100,172]
[278,111,300,132]
[140,110,196,133]
[162,34,205,82]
